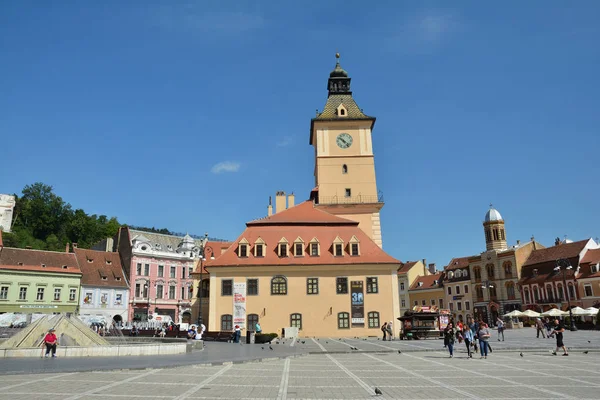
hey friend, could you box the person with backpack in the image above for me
[381,322,388,341]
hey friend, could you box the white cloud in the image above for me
[276,136,293,147]
[211,161,241,174]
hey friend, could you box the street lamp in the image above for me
[554,258,579,331]
[197,234,214,326]
[480,280,495,325]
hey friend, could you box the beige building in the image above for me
[408,273,445,311]
[310,54,384,248]
[469,206,544,325]
[204,201,401,337]
[398,260,430,316]
[443,257,472,323]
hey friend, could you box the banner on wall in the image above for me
[233,283,247,329]
[350,281,365,326]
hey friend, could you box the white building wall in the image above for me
[0,194,16,233]
[79,286,130,323]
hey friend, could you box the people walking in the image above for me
[551,319,568,356]
[535,318,546,338]
[545,318,553,338]
[443,322,456,358]
[496,317,505,341]
[386,321,394,341]
[43,328,58,358]
[381,322,388,341]
[462,325,473,358]
[478,323,491,359]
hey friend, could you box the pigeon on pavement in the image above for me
[269,346,273,350]
[374,387,382,395]
[520,352,523,357]
[583,351,589,354]
[397,350,402,354]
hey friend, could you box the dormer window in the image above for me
[293,237,304,257]
[87,258,93,263]
[278,237,289,257]
[336,104,348,117]
[238,238,249,258]
[41,264,46,268]
[18,262,23,266]
[106,260,112,265]
[62,266,68,269]
[533,269,538,277]
[101,276,107,281]
[254,237,265,257]
[308,238,320,256]
[418,282,423,287]
[333,236,344,256]
[349,235,360,256]
[116,277,122,281]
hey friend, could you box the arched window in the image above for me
[568,283,575,300]
[342,164,348,174]
[473,266,481,281]
[486,264,495,279]
[545,284,553,301]
[290,313,302,330]
[337,312,350,329]
[524,288,531,304]
[247,314,259,330]
[503,261,513,278]
[464,284,469,294]
[533,286,539,303]
[557,283,564,300]
[271,276,287,295]
[221,314,233,331]
[476,286,484,299]
[368,311,380,328]
[489,285,497,298]
[506,281,516,300]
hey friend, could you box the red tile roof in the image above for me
[74,248,127,288]
[579,248,600,279]
[523,240,589,266]
[445,256,471,271]
[409,273,443,291]
[247,201,357,226]
[0,247,81,275]
[397,261,417,274]
[206,201,399,268]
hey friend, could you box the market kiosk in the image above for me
[398,306,450,340]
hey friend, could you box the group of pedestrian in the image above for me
[381,321,394,341]
[535,317,556,339]
[444,318,493,359]
[187,323,206,340]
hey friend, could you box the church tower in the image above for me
[483,205,507,251]
[310,54,384,247]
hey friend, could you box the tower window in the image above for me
[342,164,348,174]
[345,188,351,197]
[339,109,346,116]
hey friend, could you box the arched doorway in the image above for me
[112,314,123,327]
[181,311,192,324]
[490,305,499,326]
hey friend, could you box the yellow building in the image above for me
[310,54,384,248]
[443,257,472,323]
[204,201,400,337]
[408,273,444,311]
[398,260,429,316]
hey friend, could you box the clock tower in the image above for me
[309,54,384,247]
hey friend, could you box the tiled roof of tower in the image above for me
[397,261,417,274]
[206,202,399,268]
[0,247,81,274]
[522,240,589,266]
[445,256,471,271]
[409,273,443,291]
[314,95,374,121]
[74,248,127,288]
[247,201,357,226]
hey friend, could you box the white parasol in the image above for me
[503,310,523,318]
[541,308,568,317]
[569,306,589,316]
[585,307,599,316]
[521,309,541,318]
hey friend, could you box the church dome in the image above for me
[330,62,348,78]
[485,207,503,222]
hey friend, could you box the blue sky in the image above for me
[1,1,599,267]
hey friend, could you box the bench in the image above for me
[201,331,233,342]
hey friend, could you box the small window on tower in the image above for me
[345,188,351,197]
[342,164,348,174]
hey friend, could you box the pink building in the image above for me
[114,227,205,324]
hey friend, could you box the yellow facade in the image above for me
[408,288,445,310]
[208,264,399,337]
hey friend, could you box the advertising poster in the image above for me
[350,281,365,326]
[233,283,247,329]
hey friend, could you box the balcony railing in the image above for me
[538,296,563,304]
[318,192,384,205]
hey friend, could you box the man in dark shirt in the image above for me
[551,319,568,356]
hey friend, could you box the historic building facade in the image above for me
[443,257,472,323]
[519,238,599,312]
[407,273,444,311]
[0,233,82,314]
[115,227,205,324]
[204,201,401,337]
[397,260,428,316]
[577,248,600,309]
[468,207,544,325]
[309,54,384,248]
[75,247,129,325]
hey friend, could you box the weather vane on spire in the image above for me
[489,203,493,208]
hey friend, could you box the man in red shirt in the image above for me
[43,328,58,358]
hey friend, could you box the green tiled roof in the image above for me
[314,94,374,120]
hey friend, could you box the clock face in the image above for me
[336,133,353,149]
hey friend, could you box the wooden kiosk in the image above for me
[398,306,450,340]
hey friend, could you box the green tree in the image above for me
[16,182,72,240]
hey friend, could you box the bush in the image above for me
[255,333,278,344]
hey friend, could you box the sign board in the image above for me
[20,305,58,309]
[350,281,364,326]
[233,283,247,329]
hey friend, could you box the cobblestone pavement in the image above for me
[1,349,599,399]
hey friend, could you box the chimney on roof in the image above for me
[73,243,78,249]
[65,242,70,253]
[516,239,520,245]
[267,196,273,217]
[428,263,436,274]
[288,193,295,208]
[275,191,286,214]
[555,237,561,246]
[422,259,426,275]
